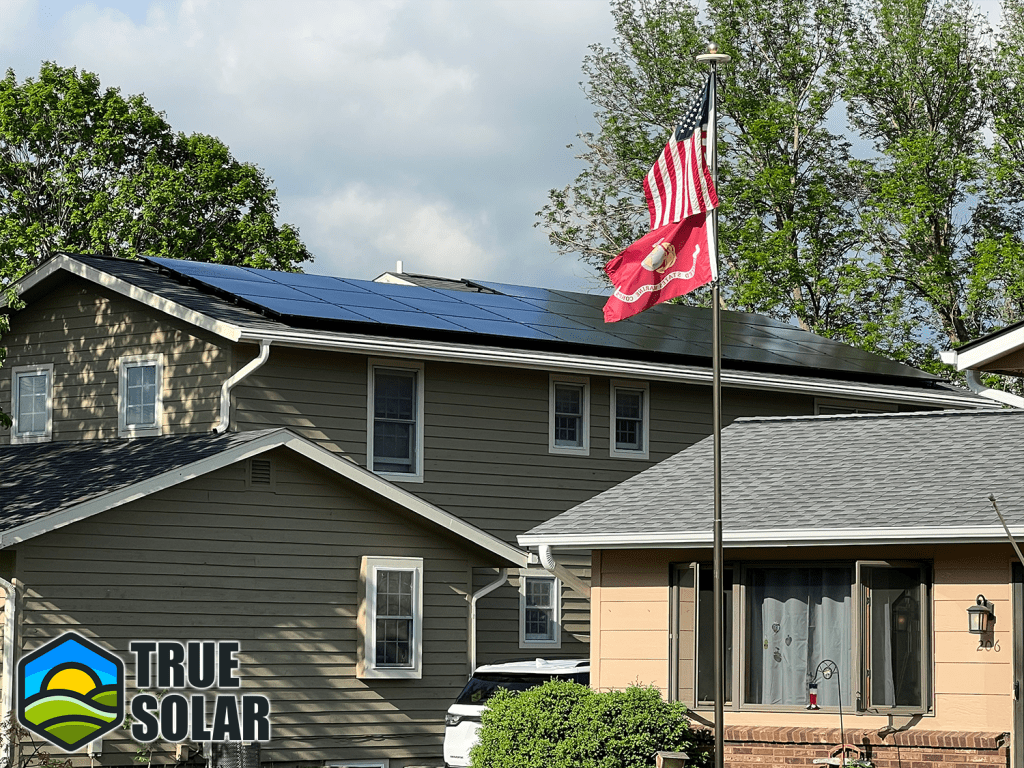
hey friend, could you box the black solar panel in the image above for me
[145,257,938,381]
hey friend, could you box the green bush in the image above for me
[470,680,711,768]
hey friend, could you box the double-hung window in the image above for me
[610,381,649,459]
[520,573,560,649]
[367,360,424,481]
[360,556,423,679]
[118,354,163,437]
[549,375,589,455]
[671,560,930,713]
[11,364,53,444]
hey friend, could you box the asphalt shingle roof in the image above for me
[523,408,1024,541]
[0,430,279,536]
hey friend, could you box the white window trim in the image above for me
[360,555,424,680]
[519,570,561,650]
[117,353,164,438]
[548,375,590,456]
[11,363,54,444]
[367,359,425,483]
[609,379,650,460]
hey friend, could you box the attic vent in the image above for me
[247,458,274,489]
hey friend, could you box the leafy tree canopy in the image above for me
[541,0,1024,374]
[0,61,312,287]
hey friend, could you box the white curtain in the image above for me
[747,568,852,706]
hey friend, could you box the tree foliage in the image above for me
[541,0,1024,371]
[0,62,311,287]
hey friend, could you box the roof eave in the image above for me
[1,429,528,567]
[518,525,1024,550]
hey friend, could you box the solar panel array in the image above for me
[145,257,935,381]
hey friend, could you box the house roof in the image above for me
[518,408,1024,550]
[943,317,1024,372]
[0,429,528,565]
[4,254,986,409]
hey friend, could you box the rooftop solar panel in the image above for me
[142,256,939,382]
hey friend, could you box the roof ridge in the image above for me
[733,407,1012,425]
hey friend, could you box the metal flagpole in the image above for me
[695,42,730,768]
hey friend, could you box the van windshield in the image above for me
[455,672,589,706]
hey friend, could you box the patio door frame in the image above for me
[1013,563,1023,767]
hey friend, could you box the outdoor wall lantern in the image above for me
[968,594,995,634]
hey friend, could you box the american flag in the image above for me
[643,77,718,230]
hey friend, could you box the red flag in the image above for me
[604,78,718,323]
[603,213,715,323]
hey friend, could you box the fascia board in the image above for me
[954,327,1024,370]
[0,428,529,568]
[240,329,983,409]
[5,255,243,342]
[518,525,1024,549]
[279,434,529,567]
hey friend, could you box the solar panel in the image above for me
[143,256,939,381]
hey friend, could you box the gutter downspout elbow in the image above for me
[0,577,16,768]
[539,544,591,599]
[966,369,1024,410]
[470,568,508,674]
[214,340,271,434]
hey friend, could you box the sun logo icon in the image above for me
[17,632,125,752]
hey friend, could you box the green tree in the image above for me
[0,62,311,287]
[538,0,903,353]
[844,0,994,365]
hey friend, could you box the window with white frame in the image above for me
[671,560,931,713]
[520,573,560,648]
[549,376,589,455]
[610,381,649,459]
[367,360,424,481]
[11,364,53,444]
[118,354,163,437]
[360,556,423,679]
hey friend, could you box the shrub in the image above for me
[470,680,711,768]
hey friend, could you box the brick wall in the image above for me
[718,726,1009,767]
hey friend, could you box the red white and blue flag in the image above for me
[603,78,719,323]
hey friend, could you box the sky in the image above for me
[0,0,1006,293]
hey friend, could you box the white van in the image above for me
[442,658,590,768]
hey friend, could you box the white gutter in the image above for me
[519,524,1024,550]
[239,329,983,410]
[0,577,15,768]
[214,340,271,434]
[538,545,591,599]
[965,370,1024,409]
[469,569,508,673]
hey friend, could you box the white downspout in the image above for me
[469,569,508,674]
[0,577,17,768]
[214,340,271,434]
[965,369,1024,410]
[539,545,591,599]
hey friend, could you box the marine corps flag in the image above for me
[603,78,719,323]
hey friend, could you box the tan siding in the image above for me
[593,544,1016,737]
[13,449,505,766]
[1,277,229,443]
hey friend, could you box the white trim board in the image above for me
[518,524,1024,550]
[0,429,528,567]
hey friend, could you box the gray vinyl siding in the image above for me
[0,278,229,443]
[234,355,814,542]
[12,448,496,768]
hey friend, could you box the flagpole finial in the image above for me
[696,43,731,64]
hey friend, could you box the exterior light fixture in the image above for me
[967,595,994,634]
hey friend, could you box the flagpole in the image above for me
[695,42,730,768]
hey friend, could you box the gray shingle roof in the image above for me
[520,408,1024,545]
[0,430,279,536]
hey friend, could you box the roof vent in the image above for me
[247,458,274,490]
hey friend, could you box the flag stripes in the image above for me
[643,78,718,230]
